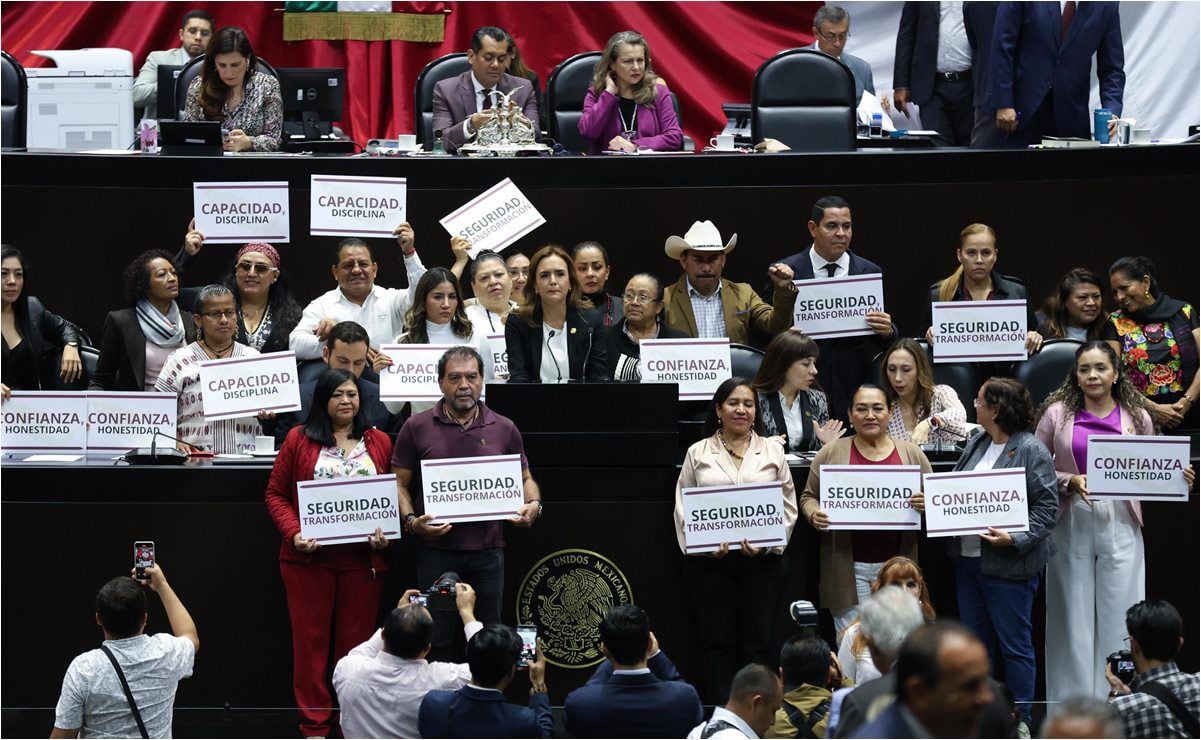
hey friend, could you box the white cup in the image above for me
[396,134,417,149]
[254,435,275,454]
[709,134,735,151]
[1132,128,1152,145]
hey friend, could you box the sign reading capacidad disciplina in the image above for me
[922,468,1029,538]
[640,338,732,400]
[420,454,525,524]
[197,351,302,421]
[792,274,884,339]
[680,482,789,553]
[1086,435,1191,501]
[310,174,406,237]
[379,344,457,402]
[193,181,290,243]
[438,178,546,258]
[297,474,402,545]
[930,300,1028,363]
[819,465,923,530]
[1,391,87,454]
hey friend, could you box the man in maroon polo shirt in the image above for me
[392,346,541,658]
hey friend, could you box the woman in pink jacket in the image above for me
[1035,340,1194,703]
[578,31,683,155]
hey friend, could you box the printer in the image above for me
[25,48,135,150]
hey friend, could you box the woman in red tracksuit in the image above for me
[265,367,393,737]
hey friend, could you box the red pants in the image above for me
[280,551,382,737]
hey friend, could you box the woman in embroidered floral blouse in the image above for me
[182,26,282,152]
[1103,256,1199,430]
[265,367,394,738]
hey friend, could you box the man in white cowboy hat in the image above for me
[663,220,798,348]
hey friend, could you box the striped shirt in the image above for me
[688,280,728,338]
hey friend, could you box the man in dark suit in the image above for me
[432,26,540,153]
[892,2,976,146]
[418,624,553,738]
[852,623,994,739]
[769,196,898,424]
[563,605,703,738]
[274,321,393,444]
[992,1,1124,146]
[963,2,1002,148]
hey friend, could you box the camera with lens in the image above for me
[1107,649,1136,686]
[790,600,821,639]
[424,571,461,611]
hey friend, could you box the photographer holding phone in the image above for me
[52,564,198,739]
[334,584,481,739]
[419,626,554,738]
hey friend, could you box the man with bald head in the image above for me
[852,622,994,739]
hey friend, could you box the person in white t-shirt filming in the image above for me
[52,564,199,739]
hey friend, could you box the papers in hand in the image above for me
[857,92,897,132]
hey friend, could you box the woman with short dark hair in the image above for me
[181,26,282,152]
[90,249,195,392]
[603,272,686,381]
[1037,267,1108,341]
[1,246,86,397]
[571,241,623,328]
[265,367,393,738]
[752,329,843,452]
[1103,256,1199,430]
[673,377,798,702]
[949,377,1059,729]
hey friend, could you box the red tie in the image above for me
[1061,1,1076,41]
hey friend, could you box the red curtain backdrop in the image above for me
[0,1,819,146]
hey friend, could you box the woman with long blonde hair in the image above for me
[578,31,683,154]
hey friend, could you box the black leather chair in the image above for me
[730,343,766,380]
[413,53,470,143]
[751,48,856,152]
[1015,338,1083,407]
[1,50,28,148]
[871,339,980,423]
[172,54,279,122]
[546,51,601,153]
[41,346,100,391]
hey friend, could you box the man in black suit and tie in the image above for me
[892,2,977,146]
[431,26,540,153]
[769,196,898,423]
[418,624,554,738]
[563,605,704,738]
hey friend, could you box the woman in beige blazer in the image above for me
[674,377,799,704]
[801,385,932,638]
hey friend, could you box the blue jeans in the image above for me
[955,556,1039,723]
[415,547,504,661]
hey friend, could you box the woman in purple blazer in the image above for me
[578,31,683,155]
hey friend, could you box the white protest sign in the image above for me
[379,344,456,402]
[86,392,176,452]
[1,391,88,454]
[640,338,732,400]
[923,468,1029,538]
[421,454,525,524]
[931,300,1028,363]
[310,174,406,238]
[198,351,302,421]
[820,465,923,530]
[297,474,402,545]
[439,178,545,258]
[680,481,789,554]
[1087,435,1191,501]
[193,181,290,243]
[792,274,884,339]
[486,332,509,382]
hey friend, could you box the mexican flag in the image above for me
[282,2,444,42]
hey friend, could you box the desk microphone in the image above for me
[546,330,563,383]
[124,430,190,466]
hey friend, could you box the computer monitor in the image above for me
[277,67,345,138]
[156,64,184,120]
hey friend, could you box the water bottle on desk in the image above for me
[870,113,883,138]
[139,119,159,154]
[430,129,448,156]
